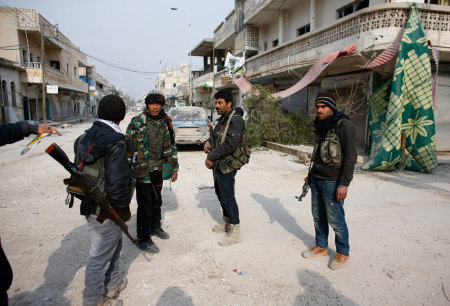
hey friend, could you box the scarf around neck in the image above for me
[314,112,349,140]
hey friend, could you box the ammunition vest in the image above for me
[129,113,175,180]
[67,133,126,215]
[216,110,250,174]
[312,119,343,165]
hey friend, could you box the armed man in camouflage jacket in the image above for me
[126,91,179,253]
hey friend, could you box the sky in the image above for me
[0,0,235,100]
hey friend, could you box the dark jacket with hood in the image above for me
[74,121,130,214]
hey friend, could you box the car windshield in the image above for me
[169,108,207,121]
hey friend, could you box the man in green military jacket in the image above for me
[126,90,178,253]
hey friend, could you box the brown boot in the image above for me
[212,216,230,233]
[301,246,328,259]
[329,253,349,270]
[218,224,243,246]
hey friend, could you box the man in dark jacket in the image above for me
[204,90,246,246]
[75,95,130,306]
[0,121,60,146]
[302,92,357,270]
[0,122,60,306]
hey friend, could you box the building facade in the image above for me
[191,0,450,151]
[156,64,190,109]
[0,7,106,123]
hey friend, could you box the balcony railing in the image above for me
[193,72,214,89]
[235,24,259,56]
[245,3,450,78]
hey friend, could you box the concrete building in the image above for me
[191,0,450,151]
[0,7,93,123]
[156,64,190,109]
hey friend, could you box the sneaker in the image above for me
[137,239,160,253]
[97,297,123,306]
[329,253,349,270]
[151,228,170,239]
[106,276,127,299]
[301,246,328,259]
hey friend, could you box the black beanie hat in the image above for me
[97,94,126,122]
[145,90,165,106]
[315,92,338,113]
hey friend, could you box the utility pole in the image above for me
[86,65,90,117]
[40,26,47,124]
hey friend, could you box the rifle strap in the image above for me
[220,110,236,145]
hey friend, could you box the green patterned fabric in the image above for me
[362,4,437,173]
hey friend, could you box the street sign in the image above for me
[46,85,58,94]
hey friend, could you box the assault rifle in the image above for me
[45,143,139,246]
[295,173,311,202]
[295,160,312,202]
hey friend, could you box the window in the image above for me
[49,60,60,70]
[1,80,8,107]
[23,50,28,65]
[74,67,77,77]
[66,63,69,74]
[37,56,41,63]
[173,83,176,88]
[272,39,279,48]
[264,41,267,51]
[10,82,16,107]
[337,0,369,19]
[297,24,311,37]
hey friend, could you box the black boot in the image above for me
[137,238,160,253]
[151,228,170,239]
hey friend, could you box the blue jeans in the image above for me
[83,216,123,305]
[213,169,240,224]
[310,177,349,256]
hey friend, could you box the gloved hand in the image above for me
[115,206,131,222]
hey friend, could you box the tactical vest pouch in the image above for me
[315,120,343,165]
[219,147,250,174]
[217,110,250,174]
[130,150,148,179]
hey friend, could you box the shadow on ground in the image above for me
[251,193,314,247]
[196,184,222,225]
[295,269,358,305]
[9,215,143,305]
[156,286,194,306]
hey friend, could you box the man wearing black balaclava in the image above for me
[302,92,356,270]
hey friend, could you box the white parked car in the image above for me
[167,107,211,145]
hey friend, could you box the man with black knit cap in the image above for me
[126,90,178,254]
[74,94,130,305]
[302,91,356,270]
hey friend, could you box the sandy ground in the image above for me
[1,111,450,305]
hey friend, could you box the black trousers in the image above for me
[0,238,13,306]
[213,169,240,224]
[136,171,163,241]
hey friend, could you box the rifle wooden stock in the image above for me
[46,143,139,246]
